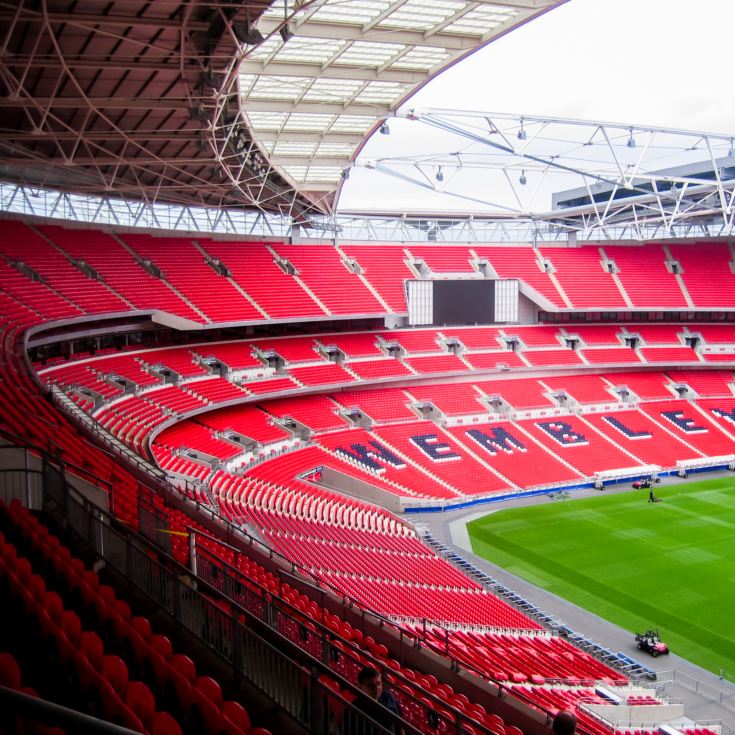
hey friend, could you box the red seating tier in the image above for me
[373,422,510,496]
[447,423,580,488]
[272,244,384,314]
[404,354,469,374]
[408,245,476,272]
[603,244,688,308]
[474,246,566,308]
[340,245,412,312]
[200,240,325,318]
[405,383,488,416]
[40,226,205,322]
[668,243,735,307]
[260,395,347,432]
[542,247,626,308]
[121,235,263,323]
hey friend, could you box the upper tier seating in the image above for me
[408,245,476,273]
[272,244,384,314]
[0,257,82,321]
[603,244,688,308]
[541,247,627,308]
[0,222,734,321]
[340,245,413,311]
[668,242,735,307]
[121,235,263,323]
[474,246,566,307]
[1,221,130,314]
[39,225,205,322]
[199,240,325,318]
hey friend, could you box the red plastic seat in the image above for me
[222,700,251,733]
[60,610,82,647]
[197,675,223,707]
[150,634,173,661]
[152,711,183,735]
[126,680,156,729]
[80,631,105,670]
[0,652,21,689]
[170,654,196,682]
[44,591,64,621]
[102,655,129,698]
[130,616,152,641]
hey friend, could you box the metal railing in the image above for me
[2,445,499,735]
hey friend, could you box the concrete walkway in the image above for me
[407,473,735,733]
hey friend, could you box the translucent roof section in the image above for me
[239,0,561,205]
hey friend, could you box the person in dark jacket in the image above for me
[348,666,403,734]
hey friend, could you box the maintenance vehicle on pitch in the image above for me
[635,629,669,657]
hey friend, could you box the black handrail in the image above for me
[0,686,141,735]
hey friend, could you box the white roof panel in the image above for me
[238,0,563,203]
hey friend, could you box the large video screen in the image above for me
[432,280,495,325]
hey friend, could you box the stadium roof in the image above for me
[0,0,562,218]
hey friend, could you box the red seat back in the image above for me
[0,652,21,689]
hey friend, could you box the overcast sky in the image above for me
[339,0,735,211]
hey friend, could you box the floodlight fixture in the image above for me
[232,22,264,45]
[379,121,390,135]
[342,168,350,180]
[517,119,527,140]
[436,166,444,182]
[627,128,636,148]
[519,171,527,186]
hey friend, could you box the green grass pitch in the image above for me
[467,477,735,680]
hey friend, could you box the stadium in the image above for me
[1,1,735,734]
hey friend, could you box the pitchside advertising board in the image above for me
[406,279,519,325]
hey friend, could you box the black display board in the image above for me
[432,280,495,325]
